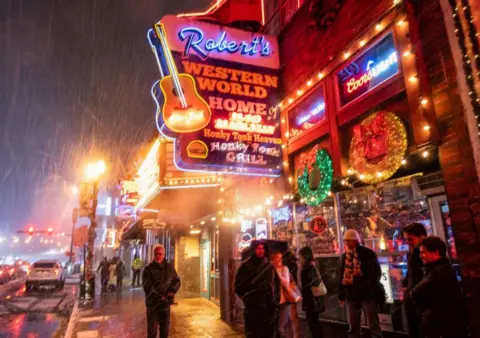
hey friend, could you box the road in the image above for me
[0,279,78,338]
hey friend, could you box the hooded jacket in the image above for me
[234,240,280,311]
[410,257,469,337]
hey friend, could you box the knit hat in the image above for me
[344,229,361,242]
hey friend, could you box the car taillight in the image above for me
[9,269,14,275]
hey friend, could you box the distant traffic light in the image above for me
[48,227,53,235]
[28,227,34,236]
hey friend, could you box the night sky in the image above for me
[0,0,211,231]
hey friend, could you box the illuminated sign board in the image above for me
[288,86,326,139]
[148,15,282,177]
[337,33,399,107]
[135,140,160,208]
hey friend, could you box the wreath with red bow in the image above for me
[350,112,407,184]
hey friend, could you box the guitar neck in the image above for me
[154,23,188,108]
[148,30,166,79]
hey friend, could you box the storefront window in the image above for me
[288,86,326,139]
[337,175,434,306]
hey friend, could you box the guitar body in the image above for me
[160,74,212,133]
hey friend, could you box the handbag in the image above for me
[283,274,302,303]
[311,264,328,297]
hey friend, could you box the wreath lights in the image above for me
[349,112,407,184]
[297,148,333,206]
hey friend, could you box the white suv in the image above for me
[26,260,66,290]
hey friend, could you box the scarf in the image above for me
[342,247,362,285]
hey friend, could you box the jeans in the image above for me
[306,311,324,338]
[147,306,170,338]
[244,307,277,338]
[277,303,290,338]
[132,270,141,286]
[346,299,383,338]
[289,303,300,338]
[116,277,123,291]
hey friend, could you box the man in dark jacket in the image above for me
[410,236,469,338]
[234,240,280,338]
[402,223,427,338]
[143,244,181,338]
[115,257,126,291]
[339,230,383,338]
[97,257,110,292]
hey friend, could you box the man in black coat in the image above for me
[410,236,469,338]
[339,230,383,338]
[234,240,280,338]
[143,244,181,338]
[402,223,427,338]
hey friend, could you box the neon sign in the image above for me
[178,27,272,59]
[288,86,326,139]
[346,52,398,93]
[337,33,399,106]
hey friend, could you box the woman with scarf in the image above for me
[339,229,384,338]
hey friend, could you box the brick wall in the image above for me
[279,0,392,93]
[414,0,480,334]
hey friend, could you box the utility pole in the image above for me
[70,208,78,264]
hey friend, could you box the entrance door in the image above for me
[428,195,462,280]
[200,239,211,299]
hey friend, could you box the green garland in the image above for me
[297,149,333,206]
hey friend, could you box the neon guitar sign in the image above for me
[178,27,272,59]
[152,23,212,134]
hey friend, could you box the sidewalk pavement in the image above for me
[69,285,243,338]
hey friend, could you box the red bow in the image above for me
[353,112,387,161]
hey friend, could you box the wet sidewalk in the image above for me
[69,287,243,338]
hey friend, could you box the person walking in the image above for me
[115,257,126,291]
[131,255,144,288]
[143,244,181,338]
[234,240,280,338]
[402,223,427,338]
[97,257,110,293]
[299,246,325,338]
[339,229,383,338]
[271,251,291,338]
[409,236,469,338]
[284,250,300,338]
[108,258,117,292]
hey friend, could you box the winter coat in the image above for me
[234,241,280,312]
[402,248,424,291]
[338,245,382,302]
[142,260,181,309]
[410,257,470,338]
[115,260,126,278]
[301,262,325,313]
[98,261,110,279]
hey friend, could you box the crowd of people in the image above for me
[234,223,471,338]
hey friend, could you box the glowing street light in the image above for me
[72,185,79,195]
[85,160,106,180]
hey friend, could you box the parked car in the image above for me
[26,260,66,290]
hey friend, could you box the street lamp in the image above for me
[83,160,106,300]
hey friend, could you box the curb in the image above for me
[64,298,79,338]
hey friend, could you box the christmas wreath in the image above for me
[297,148,333,206]
[349,112,407,184]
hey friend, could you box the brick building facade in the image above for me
[271,0,480,335]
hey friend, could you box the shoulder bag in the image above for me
[284,272,302,303]
[311,264,328,297]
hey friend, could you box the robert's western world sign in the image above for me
[148,15,282,177]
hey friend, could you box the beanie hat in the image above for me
[344,229,361,242]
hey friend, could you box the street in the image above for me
[0,279,77,338]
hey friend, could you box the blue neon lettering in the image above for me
[178,27,272,59]
[179,27,208,58]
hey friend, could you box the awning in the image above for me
[121,218,145,242]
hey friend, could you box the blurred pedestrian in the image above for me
[402,223,427,338]
[271,251,291,338]
[284,250,301,338]
[235,240,280,338]
[410,236,469,338]
[97,257,110,292]
[339,229,383,338]
[108,258,117,292]
[131,255,144,288]
[143,244,181,338]
[115,257,126,291]
[299,246,325,338]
